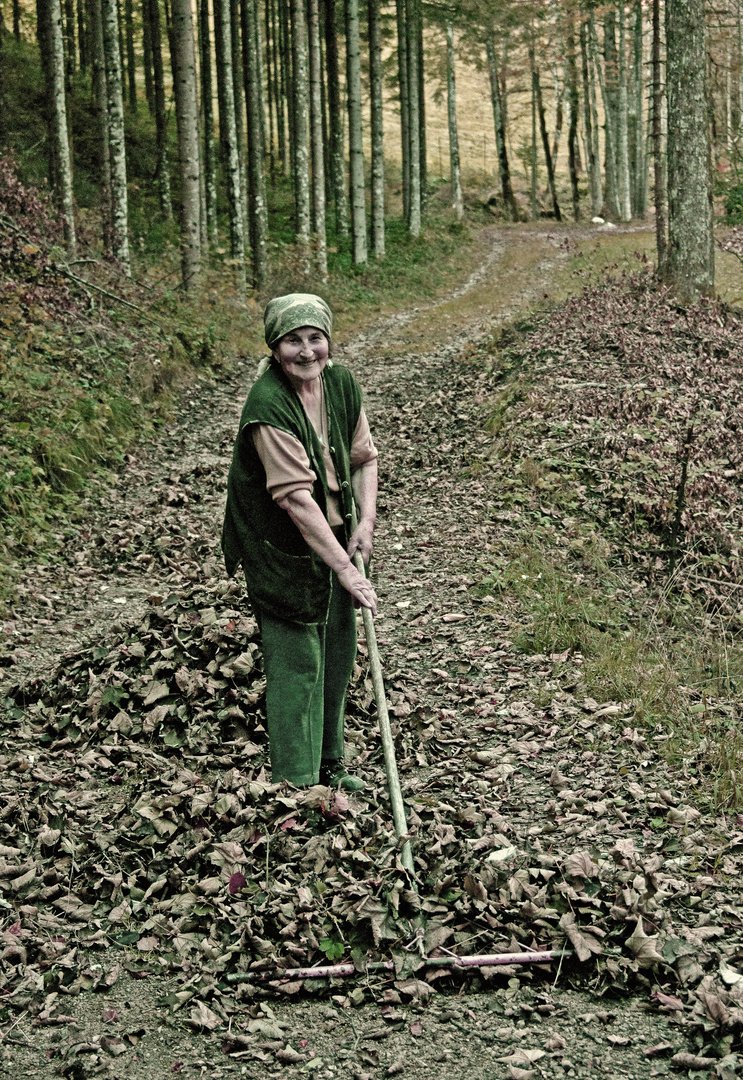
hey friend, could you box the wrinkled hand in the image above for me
[347,519,374,566]
[337,563,377,615]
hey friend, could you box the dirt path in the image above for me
[5,223,733,1080]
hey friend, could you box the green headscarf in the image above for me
[263,293,333,349]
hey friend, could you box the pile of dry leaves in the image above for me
[1,575,743,1064]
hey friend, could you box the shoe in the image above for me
[319,759,365,792]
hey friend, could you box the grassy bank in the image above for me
[471,267,743,809]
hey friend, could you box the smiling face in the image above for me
[272,326,329,390]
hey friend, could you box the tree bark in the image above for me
[633,0,647,217]
[308,0,327,275]
[142,0,154,110]
[616,1,632,221]
[244,0,268,285]
[199,0,218,244]
[532,49,561,221]
[230,0,248,241]
[291,0,311,269]
[324,0,347,236]
[91,0,112,244]
[124,0,136,107]
[445,21,463,222]
[78,0,88,72]
[486,36,518,221]
[264,0,275,179]
[369,0,385,256]
[214,0,246,288]
[665,0,714,301]
[652,0,666,269]
[395,0,410,225]
[345,0,367,262]
[406,0,421,236]
[416,2,426,212]
[530,39,538,219]
[171,0,201,289]
[48,0,77,254]
[101,0,130,271]
[590,14,618,219]
[580,17,602,215]
[150,0,172,217]
[566,13,581,221]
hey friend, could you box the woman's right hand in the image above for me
[337,563,378,615]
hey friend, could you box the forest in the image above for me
[3,0,743,1077]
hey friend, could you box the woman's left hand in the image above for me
[347,519,374,565]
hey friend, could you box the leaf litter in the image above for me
[2,245,743,1076]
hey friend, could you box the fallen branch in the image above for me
[223,949,571,984]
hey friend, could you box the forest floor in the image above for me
[2,222,743,1080]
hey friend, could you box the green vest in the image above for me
[222,361,362,624]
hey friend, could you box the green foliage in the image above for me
[724,182,743,224]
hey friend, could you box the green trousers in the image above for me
[257,573,357,786]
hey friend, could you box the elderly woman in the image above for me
[222,294,378,791]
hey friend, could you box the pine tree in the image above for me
[665,0,714,300]
[101,0,130,271]
[308,0,327,276]
[171,0,201,289]
[369,0,385,257]
[214,0,246,288]
[346,0,367,261]
[445,21,463,222]
[243,0,267,285]
[291,0,311,269]
[48,0,77,254]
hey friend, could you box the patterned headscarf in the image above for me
[263,293,333,348]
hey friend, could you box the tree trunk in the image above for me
[150,0,172,217]
[264,0,275,179]
[591,14,618,219]
[64,0,76,77]
[345,0,367,262]
[395,0,410,225]
[530,41,538,218]
[486,36,518,221]
[532,50,561,221]
[308,0,327,275]
[665,0,713,301]
[101,0,130,271]
[616,1,632,220]
[230,0,248,242]
[633,0,647,217]
[37,0,58,192]
[78,0,88,72]
[445,21,463,222]
[48,0,77,254]
[280,0,292,178]
[142,0,154,110]
[566,14,580,221]
[652,0,666,269]
[244,0,268,285]
[368,0,385,256]
[406,0,421,236]
[13,0,21,39]
[91,0,112,244]
[580,17,602,215]
[324,0,347,236]
[125,0,135,107]
[199,0,217,244]
[291,0,311,269]
[171,0,201,289]
[416,3,426,212]
[214,0,246,288]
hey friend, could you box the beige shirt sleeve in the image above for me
[350,409,378,470]
[251,424,316,502]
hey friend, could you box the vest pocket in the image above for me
[249,540,330,623]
